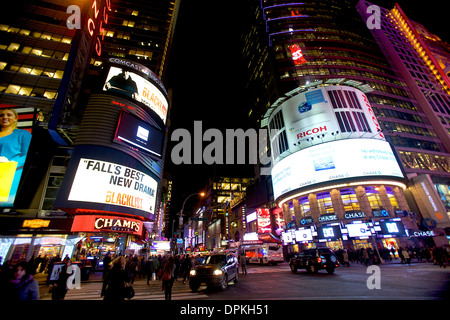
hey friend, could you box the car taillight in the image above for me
[316,257,322,263]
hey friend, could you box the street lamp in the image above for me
[179,192,205,228]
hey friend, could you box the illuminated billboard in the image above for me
[257,208,271,233]
[67,158,158,215]
[268,86,385,163]
[71,215,143,236]
[345,222,371,238]
[317,224,342,240]
[271,138,404,200]
[0,106,33,207]
[103,66,168,124]
[114,110,165,158]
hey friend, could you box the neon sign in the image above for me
[289,44,307,65]
[87,0,111,57]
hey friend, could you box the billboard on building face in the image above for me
[0,106,34,207]
[268,86,385,164]
[271,138,404,200]
[103,66,168,125]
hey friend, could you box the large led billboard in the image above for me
[67,158,158,215]
[271,138,404,200]
[103,66,168,124]
[268,86,385,163]
[114,110,165,158]
[0,106,33,207]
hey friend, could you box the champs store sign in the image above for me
[71,215,143,236]
[68,158,158,215]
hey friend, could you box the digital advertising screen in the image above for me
[114,110,165,158]
[268,86,386,163]
[257,208,271,233]
[294,228,313,242]
[0,106,34,207]
[346,222,371,238]
[271,138,405,200]
[317,224,342,240]
[377,219,407,237]
[103,66,168,124]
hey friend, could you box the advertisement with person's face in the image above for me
[0,107,32,207]
[103,66,168,124]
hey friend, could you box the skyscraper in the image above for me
[0,0,180,262]
[241,0,450,250]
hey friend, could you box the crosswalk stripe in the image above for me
[41,280,210,300]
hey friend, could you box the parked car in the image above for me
[289,248,339,274]
[189,253,239,292]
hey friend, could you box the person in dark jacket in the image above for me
[101,256,130,301]
[4,262,39,300]
[51,259,74,300]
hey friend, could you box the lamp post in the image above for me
[179,192,205,228]
[175,192,205,253]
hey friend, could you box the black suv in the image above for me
[189,253,239,292]
[289,248,339,274]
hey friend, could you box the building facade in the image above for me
[0,0,180,264]
[240,0,450,254]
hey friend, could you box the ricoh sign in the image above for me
[268,86,385,164]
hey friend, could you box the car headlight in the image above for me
[190,269,196,276]
[213,269,223,275]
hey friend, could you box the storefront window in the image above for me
[341,188,360,211]
[385,186,400,210]
[298,196,311,216]
[365,186,383,210]
[317,192,334,215]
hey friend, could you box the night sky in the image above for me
[164,0,449,217]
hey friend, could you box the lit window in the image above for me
[132,10,139,16]
[31,48,43,56]
[5,85,21,94]
[19,29,30,36]
[8,27,20,33]
[0,62,6,70]
[106,31,114,37]
[19,86,32,96]
[7,43,20,52]
[30,67,43,76]
[31,32,42,38]
[0,24,8,31]
[19,66,32,74]
[41,33,52,40]
[44,90,57,99]
[62,53,69,61]
[9,64,19,72]
[61,37,71,44]
[21,46,32,54]
[43,69,55,78]
[54,70,64,79]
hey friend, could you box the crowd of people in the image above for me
[334,245,449,267]
[101,253,204,301]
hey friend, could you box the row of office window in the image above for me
[290,187,400,217]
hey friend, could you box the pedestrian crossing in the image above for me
[40,278,210,300]
[245,263,290,274]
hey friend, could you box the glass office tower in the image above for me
[241,0,450,249]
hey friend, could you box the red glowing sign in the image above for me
[289,44,307,65]
[71,214,143,236]
[87,0,111,57]
[257,208,271,234]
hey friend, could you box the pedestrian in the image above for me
[161,256,175,300]
[2,261,39,300]
[343,250,350,267]
[180,254,193,284]
[398,247,405,264]
[145,256,155,285]
[129,256,138,284]
[101,256,130,301]
[239,252,247,275]
[402,248,411,265]
[51,259,74,300]
[102,252,111,280]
